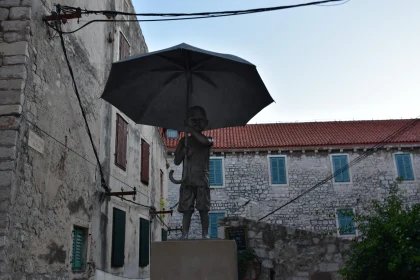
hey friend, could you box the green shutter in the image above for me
[333,155,350,182]
[210,159,223,186]
[395,154,414,181]
[209,213,225,238]
[270,157,287,184]
[72,227,84,270]
[337,209,355,235]
[161,229,167,241]
[139,218,150,267]
[111,208,126,267]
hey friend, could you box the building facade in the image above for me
[0,1,168,279]
[164,120,420,239]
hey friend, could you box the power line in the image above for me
[45,0,348,34]
[258,117,420,222]
[22,114,150,199]
[317,0,351,6]
[56,23,109,192]
[117,195,151,209]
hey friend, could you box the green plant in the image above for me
[159,198,165,221]
[237,249,260,280]
[339,178,420,279]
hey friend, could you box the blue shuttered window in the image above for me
[166,129,178,139]
[209,213,225,238]
[139,218,150,267]
[111,208,126,267]
[395,154,414,181]
[210,158,223,187]
[337,209,356,235]
[72,227,85,270]
[270,157,287,185]
[332,155,351,183]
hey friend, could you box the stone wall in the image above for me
[0,1,167,279]
[219,217,351,280]
[167,147,420,239]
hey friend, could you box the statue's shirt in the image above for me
[175,136,213,187]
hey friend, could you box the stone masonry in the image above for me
[167,147,420,239]
[0,1,168,280]
[219,217,352,280]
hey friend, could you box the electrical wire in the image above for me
[117,195,151,209]
[155,213,170,230]
[67,0,346,17]
[317,0,351,6]
[57,23,109,192]
[258,117,420,222]
[22,114,150,200]
[46,0,348,34]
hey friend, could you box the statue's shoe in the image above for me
[202,234,210,239]
[179,233,189,240]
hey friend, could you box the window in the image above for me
[139,218,150,267]
[141,139,150,185]
[72,226,87,271]
[209,213,225,238]
[160,170,164,199]
[395,153,414,181]
[161,228,167,241]
[331,155,351,183]
[111,208,126,267]
[337,209,356,235]
[269,156,287,185]
[115,114,128,170]
[166,129,179,139]
[119,32,130,60]
[209,158,224,187]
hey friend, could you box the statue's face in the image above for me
[187,109,208,132]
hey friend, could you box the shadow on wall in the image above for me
[219,217,351,280]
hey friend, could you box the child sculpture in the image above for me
[174,106,213,239]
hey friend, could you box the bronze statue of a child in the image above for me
[174,106,213,239]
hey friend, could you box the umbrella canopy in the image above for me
[101,43,274,131]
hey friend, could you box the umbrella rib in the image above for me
[136,73,184,120]
[156,54,185,71]
[191,56,215,71]
[193,72,219,89]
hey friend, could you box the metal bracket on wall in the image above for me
[149,208,173,216]
[107,187,136,201]
[44,5,81,24]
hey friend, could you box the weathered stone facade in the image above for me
[219,217,351,280]
[0,1,167,279]
[167,145,420,239]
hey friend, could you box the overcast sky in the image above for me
[132,0,420,124]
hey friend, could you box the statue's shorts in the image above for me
[178,185,211,212]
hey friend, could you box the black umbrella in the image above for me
[101,43,274,183]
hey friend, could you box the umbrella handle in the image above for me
[169,169,187,184]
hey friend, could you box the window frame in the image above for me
[111,207,126,267]
[335,207,357,237]
[393,152,416,182]
[208,212,226,238]
[330,154,352,184]
[141,139,150,185]
[165,129,179,139]
[71,226,88,271]
[115,113,128,171]
[209,156,225,188]
[118,30,131,60]
[268,155,289,186]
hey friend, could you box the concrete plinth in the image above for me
[151,239,238,280]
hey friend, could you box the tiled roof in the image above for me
[160,119,420,151]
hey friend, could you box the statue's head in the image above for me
[187,106,208,132]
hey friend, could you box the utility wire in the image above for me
[22,109,150,199]
[155,213,170,230]
[57,23,109,192]
[258,117,420,222]
[68,0,346,17]
[117,195,151,209]
[46,0,347,34]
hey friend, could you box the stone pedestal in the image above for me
[151,239,238,280]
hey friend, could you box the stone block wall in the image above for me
[167,147,420,239]
[219,217,351,280]
[0,0,31,277]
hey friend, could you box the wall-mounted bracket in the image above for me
[107,187,136,201]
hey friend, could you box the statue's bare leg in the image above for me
[180,210,193,239]
[200,211,210,238]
